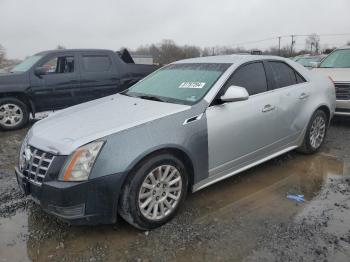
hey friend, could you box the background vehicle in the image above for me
[15,55,335,230]
[294,55,326,69]
[312,46,350,116]
[0,49,159,130]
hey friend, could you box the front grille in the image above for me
[21,146,55,186]
[335,83,350,100]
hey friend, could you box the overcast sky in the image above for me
[1,0,350,59]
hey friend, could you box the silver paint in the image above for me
[23,55,336,193]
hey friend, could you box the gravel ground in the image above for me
[0,116,349,262]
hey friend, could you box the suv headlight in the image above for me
[59,141,104,181]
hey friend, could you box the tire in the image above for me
[298,110,328,154]
[0,97,29,131]
[119,153,188,230]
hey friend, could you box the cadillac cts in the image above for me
[15,55,336,229]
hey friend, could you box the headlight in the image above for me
[59,141,104,181]
[19,133,29,171]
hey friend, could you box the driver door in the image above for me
[30,53,80,111]
[206,61,279,178]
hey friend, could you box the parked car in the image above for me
[312,46,350,116]
[0,49,159,130]
[15,55,335,229]
[294,55,326,69]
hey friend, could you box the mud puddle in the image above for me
[0,153,347,261]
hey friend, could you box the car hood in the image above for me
[313,68,350,83]
[28,94,191,155]
[0,72,27,87]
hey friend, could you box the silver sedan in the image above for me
[16,55,336,229]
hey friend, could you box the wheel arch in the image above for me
[0,92,35,116]
[123,146,195,191]
[316,104,331,124]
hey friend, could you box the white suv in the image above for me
[313,46,350,116]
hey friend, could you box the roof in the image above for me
[174,54,289,64]
[35,49,113,56]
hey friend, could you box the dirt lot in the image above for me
[0,117,350,262]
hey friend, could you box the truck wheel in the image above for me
[298,110,328,154]
[119,153,188,230]
[0,98,29,131]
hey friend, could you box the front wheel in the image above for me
[0,98,29,131]
[298,110,328,154]
[119,153,188,230]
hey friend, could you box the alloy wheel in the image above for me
[0,103,24,127]
[138,165,183,221]
[309,115,326,149]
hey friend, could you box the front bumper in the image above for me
[15,167,127,225]
[335,100,350,116]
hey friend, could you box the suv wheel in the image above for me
[119,153,188,230]
[0,98,29,131]
[298,110,328,154]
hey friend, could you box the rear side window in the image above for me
[226,62,268,95]
[268,61,305,88]
[82,55,111,72]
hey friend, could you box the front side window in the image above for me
[125,63,230,105]
[82,55,111,72]
[226,62,268,95]
[319,49,350,68]
[11,55,42,72]
[42,56,74,74]
[268,61,300,88]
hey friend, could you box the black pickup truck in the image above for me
[0,49,159,130]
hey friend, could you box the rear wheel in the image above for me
[298,110,328,154]
[0,98,29,131]
[119,153,188,230]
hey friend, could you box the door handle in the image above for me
[299,93,309,100]
[262,104,275,112]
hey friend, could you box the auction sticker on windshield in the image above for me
[179,82,206,89]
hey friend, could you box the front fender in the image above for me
[90,108,209,185]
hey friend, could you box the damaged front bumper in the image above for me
[15,167,126,225]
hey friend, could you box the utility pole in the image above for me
[290,35,295,56]
[278,36,281,56]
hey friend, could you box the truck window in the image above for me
[42,56,75,74]
[82,55,111,72]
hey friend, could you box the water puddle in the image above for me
[0,153,346,261]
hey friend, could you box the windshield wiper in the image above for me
[138,95,167,102]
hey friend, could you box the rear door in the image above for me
[265,60,309,144]
[206,61,280,178]
[77,52,120,104]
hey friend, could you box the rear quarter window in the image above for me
[268,61,305,88]
[82,55,111,72]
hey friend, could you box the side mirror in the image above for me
[34,67,47,77]
[310,62,320,68]
[220,85,249,103]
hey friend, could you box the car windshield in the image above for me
[124,63,231,105]
[319,49,350,68]
[11,55,42,72]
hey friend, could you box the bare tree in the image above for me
[0,44,6,67]
[56,45,66,50]
[305,34,320,54]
